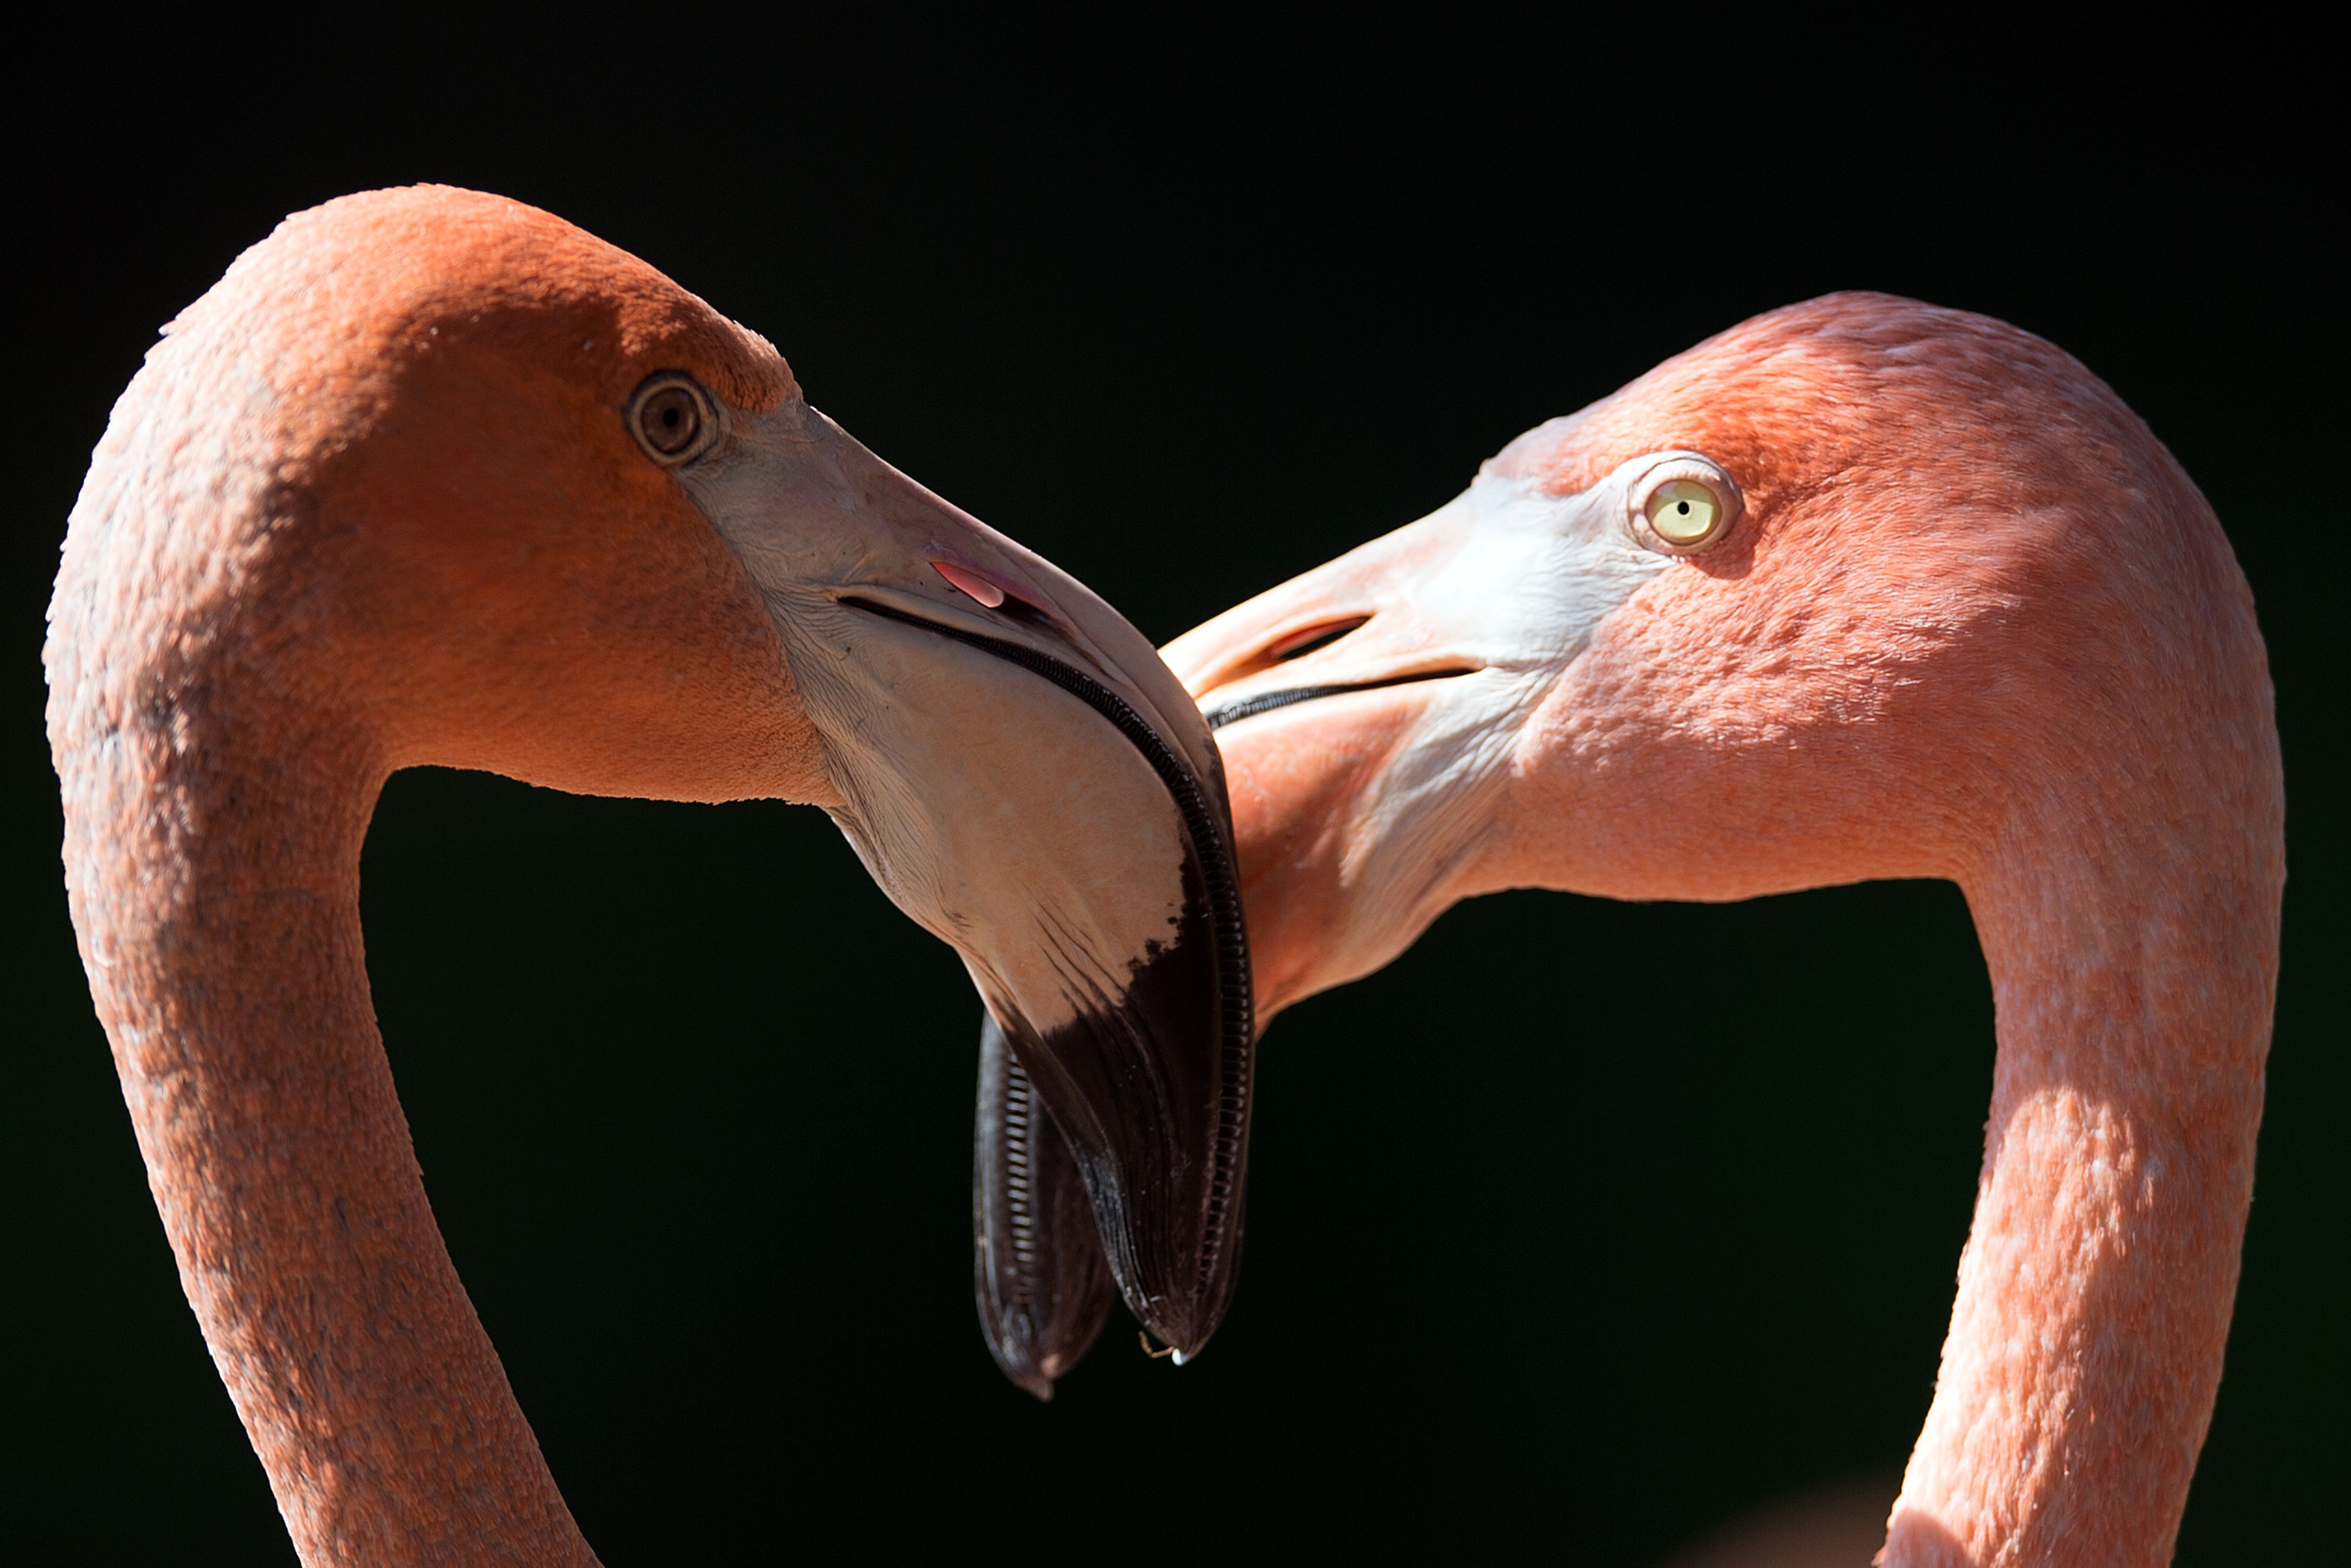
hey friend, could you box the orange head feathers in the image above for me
[1173,293,2274,1023]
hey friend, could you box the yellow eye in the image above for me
[1645,480,1721,545]
[1623,452,1743,554]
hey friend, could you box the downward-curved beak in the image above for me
[1162,503,1494,1025]
[1163,469,1661,1026]
[677,400,1253,1360]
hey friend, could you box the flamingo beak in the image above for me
[1162,521,1474,1029]
[673,398,1254,1364]
[1164,465,1671,1026]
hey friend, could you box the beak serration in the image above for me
[980,721,1254,1363]
[974,1013,1114,1399]
[941,620,1255,1376]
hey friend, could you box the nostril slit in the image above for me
[933,560,1007,608]
[1268,616,1369,662]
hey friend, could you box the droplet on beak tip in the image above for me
[933,560,1007,607]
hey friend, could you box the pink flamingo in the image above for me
[46,185,1254,1565]
[1166,293,2281,1565]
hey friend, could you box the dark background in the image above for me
[4,18,2337,1565]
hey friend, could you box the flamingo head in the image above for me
[79,186,1253,1356]
[1166,292,2249,1025]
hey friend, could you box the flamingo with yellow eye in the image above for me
[1164,294,2280,1566]
[46,185,1256,1566]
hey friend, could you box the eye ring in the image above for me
[1626,452,1744,555]
[626,372,720,465]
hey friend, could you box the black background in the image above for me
[4,18,2338,1565]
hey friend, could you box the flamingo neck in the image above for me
[54,688,598,1567]
[1886,791,2281,1566]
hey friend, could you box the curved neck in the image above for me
[1887,792,2280,1565]
[56,689,598,1567]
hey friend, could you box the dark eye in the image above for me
[627,374,716,463]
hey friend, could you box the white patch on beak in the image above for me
[670,399,1194,1036]
[776,588,1188,1038]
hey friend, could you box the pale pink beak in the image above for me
[1162,518,1490,1025]
[1164,456,1676,1025]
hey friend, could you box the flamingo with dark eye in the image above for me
[1158,293,2280,1565]
[46,185,1254,1566]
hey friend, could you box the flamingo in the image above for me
[44,185,1255,1566]
[1162,294,2281,1565]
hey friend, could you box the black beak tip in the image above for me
[987,973,1251,1358]
[973,1013,1119,1398]
[962,662,1256,1397]
[983,1335,1064,1402]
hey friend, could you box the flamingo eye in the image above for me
[1627,455,1742,554]
[1645,481,1720,545]
[627,373,719,464]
